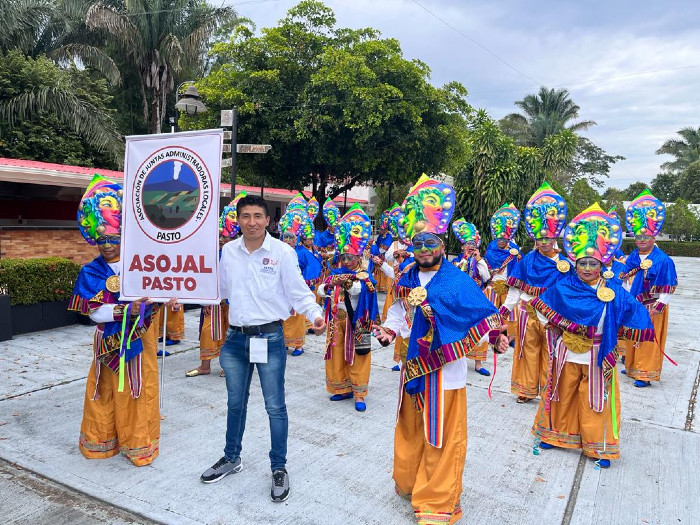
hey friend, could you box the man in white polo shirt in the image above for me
[200,194,326,503]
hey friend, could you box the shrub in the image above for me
[0,257,81,306]
[621,240,700,257]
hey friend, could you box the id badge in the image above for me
[249,337,268,364]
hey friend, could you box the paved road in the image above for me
[1,257,698,524]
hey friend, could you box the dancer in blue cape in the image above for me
[618,190,678,387]
[317,204,379,412]
[500,182,572,403]
[69,174,162,466]
[530,203,653,468]
[375,174,509,525]
[483,203,523,342]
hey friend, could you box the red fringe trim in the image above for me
[529,298,595,338]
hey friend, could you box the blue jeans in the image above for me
[219,326,288,471]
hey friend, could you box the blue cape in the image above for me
[398,259,499,395]
[315,230,336,248]
[296,245,323,284]
[508,250,573,296]
[532,273,653,367]
[604,259,627,287]
[625,246,678,299]
[327,266,380,326]
[484,239,522,273]
[70,256,153,363]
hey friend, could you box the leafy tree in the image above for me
[503,87,595,148]
[622,181,650,200]
[650,171,680,201]
[84,0,236,133]
[677,160,700,203]
[454,110,577,245]
[0,50,122,166]
[664,198,699,241]
[181,1,470,202]
[565,178,601,218]
[656,126,700,174]
[601,187,626,231]
[501,86,622,186]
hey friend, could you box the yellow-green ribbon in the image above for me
[610,371,618,439]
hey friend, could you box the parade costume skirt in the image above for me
[324,311,371,399]
[199,304,229,361]
[619,307,668,382]
[510,304,548,399]
[533,363,621,460]
[283,312,307,349]
[158,306,185,341]
[79,316,160,466]
[394,387,466,524]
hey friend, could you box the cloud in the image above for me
[233,0,700,188]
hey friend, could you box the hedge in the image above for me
[620,240,700,257]
[0,257,81,306]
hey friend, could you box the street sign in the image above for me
[221,158,232,168]
[223,130,232,140]
[222,144,231,153]
[236,144,272,154]
[220,110,234,127]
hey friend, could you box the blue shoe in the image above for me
[392,365,400,371]
[330,393,353,401]
[291,348,304,356]
[509,339,515,348]
[538,441,555,450]
[475,367,491,377]
[165,339,180,347]
[355,400,366,412]
[634,380,651,388]
[596,459,611,469]
[620,369,626,375]
[156,349,171,357]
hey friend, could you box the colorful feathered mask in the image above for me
[323,198,340,228]
[625,189,665,237]
[335,204,372,255]
[524,182,567,240]
[563,203,622,264]
[220,191,246,238]
[77,174,123,245]
[398,174,455,239]
[452,218,480,247]
[279,208,314,242]
[307,197,319,222]
[490,203,520,241]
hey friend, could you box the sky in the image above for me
[228,0,700,189]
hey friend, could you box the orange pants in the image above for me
[511,312,548,399]
[465,341,488,361]
[325,313,371,399]
[283,312,307,349]
[533,363,621,460]
[620,307,669,381]
[487,285,519,339]
[199,304,229,360]
[382,283,396,322]
[393,336,409,363]
[158,305,185,341]
[79,314,160,466]
[375,266,392,293]
[394,388,466,524]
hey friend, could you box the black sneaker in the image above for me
[200,457,242,483]
[271,469,290,502]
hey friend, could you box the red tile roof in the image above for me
[0,157,367,204]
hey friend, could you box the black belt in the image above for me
[230,321,281,335]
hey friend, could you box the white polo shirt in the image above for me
[220,232,323,327]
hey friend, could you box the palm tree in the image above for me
[656,126,700,174]
[85,0,237,133]
[501,87,595,147]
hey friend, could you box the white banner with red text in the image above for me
[119,129,223,304]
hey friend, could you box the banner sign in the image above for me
[120,129,223,304]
